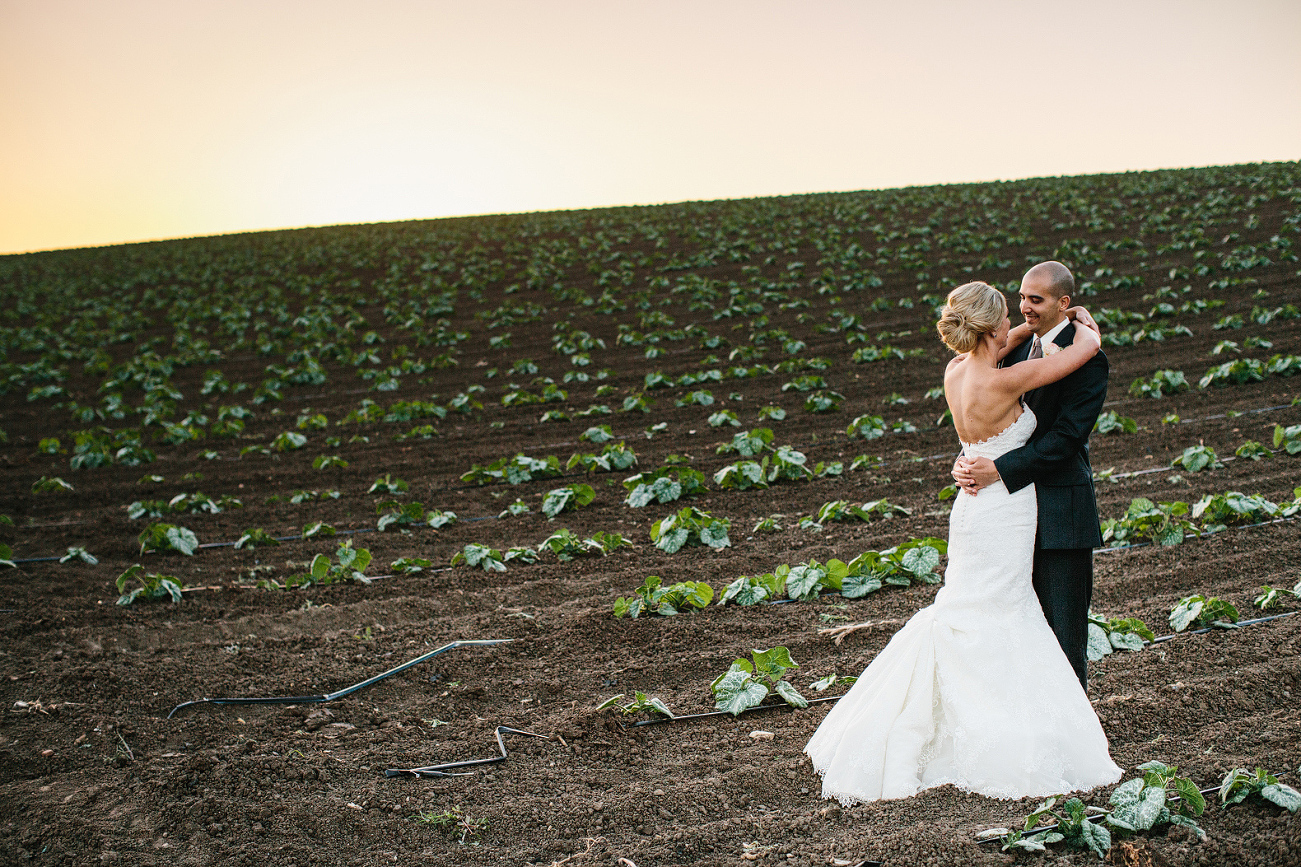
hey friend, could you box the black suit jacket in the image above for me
[993,322,1108,549]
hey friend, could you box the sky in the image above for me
[1,0,1298,255]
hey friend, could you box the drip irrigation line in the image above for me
[384,725,550,778]
[1146,610,1295,645]
[628,695,842,728]
[166,638,512,719]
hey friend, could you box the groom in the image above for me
[953,261,1108,692]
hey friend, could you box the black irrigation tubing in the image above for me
[628,695,842,728]
[1146,611,1296,645]
[165,638,513,719]
[384,726,551,779]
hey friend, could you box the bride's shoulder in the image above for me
[946,354,967,370]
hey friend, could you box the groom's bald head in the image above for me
[1024,261,1074,301]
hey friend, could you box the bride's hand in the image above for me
[1066,306,1100,338]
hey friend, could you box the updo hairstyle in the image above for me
[936,281,1007,353]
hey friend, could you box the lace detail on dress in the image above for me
[803,400,1120,805]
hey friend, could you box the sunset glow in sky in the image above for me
[2,0,1298,254]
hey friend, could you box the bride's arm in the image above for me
[997,309,1102,395]
[995,322,1034,363]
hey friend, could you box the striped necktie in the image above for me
[1028,335,1043,359]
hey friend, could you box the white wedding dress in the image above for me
[805,405,1122,804]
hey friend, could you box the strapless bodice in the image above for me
[959,404,1036,460]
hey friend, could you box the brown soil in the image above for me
[2,164,1300,866]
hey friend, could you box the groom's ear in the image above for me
[1056,294,1071,312]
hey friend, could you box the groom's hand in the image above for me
[952,457,1000,495]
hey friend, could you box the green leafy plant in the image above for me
[566,441,638,473]
[461,453,562,485]
[613,575,714,617]
[595,692,674,718]
[271,430,307,451]
[1199,357,1265,388]
[807,499,910,528]
[1192,491,1282,531]
[1085,612,1154,661]
[1220,768,1301,813]
[716,427,774,456]
[300,521,336,539]
[390,556,434,574]
[1254,579,1301,610]
[541,484,595,518]
[1101,498,1196,547]
[1234,440,1270,460]
[650,506,730,553]
[60,546,98,565]
[1169,594,1240,632]
[273,541,373,589]
[312,454,348,469]
[1129,369,1189,398]
[711,647,806,716]
[368,474,409,495]
[413,805,487,845]
[138,523,199,555]
[451,543,506,572]
[235,528,280,549]
[1093,411,1138,435]
[115,564,183,605]
[623,465,708,507]
[997,761,1205,858]
[1171,445,1222,473]
[1274,424,1301,455]
[32,476,73,493]
[846,413,887,440]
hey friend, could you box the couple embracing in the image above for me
[805,261,1123,804]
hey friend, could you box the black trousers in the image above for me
[1031,547,1094,692]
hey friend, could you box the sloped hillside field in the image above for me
[2,163,1300,866]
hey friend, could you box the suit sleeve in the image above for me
[994,351,1109,494]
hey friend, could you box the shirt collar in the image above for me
[1040,316,1070,346]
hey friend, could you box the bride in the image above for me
[804,280,1122,804]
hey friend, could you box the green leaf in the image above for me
[712,671,768,716]
[1172,776,1206,815]
[1109,777,1145,807]
[656,527,690,554]
[773,679,808,708]
[1133,786,1167,830]
[900,545,940,578]
[841,573,882,598]
[1261,783,1301,812]
[699,521,731,549]
[1086,623,1114,661]
[165,526,199,556]
[310,554,330,580]
[1078,818,1111,859]
[785,563,825,601]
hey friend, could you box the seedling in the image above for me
[32,476,73,493]
[1085,613,1154,660]
[116,564,182,605]
[711,647,806,715]
[614,575,713,617]
[1169,594,1239,632]
[138,523,199,556]
[1094,411,1138,435]
[541,484,595,518]
[597,691,675,718]
[1171,445,1222,473]
[60,546,98,565]
[1219,768,1301,812]
[650,507,730,553]
[451,544,506,572]
[235,528,280,549]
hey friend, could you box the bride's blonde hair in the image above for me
[936,281,1007,353]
